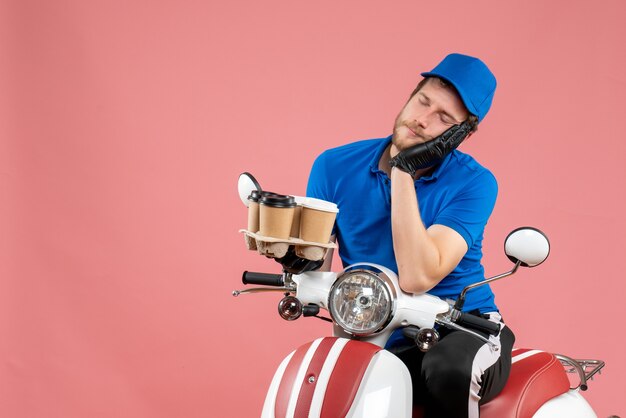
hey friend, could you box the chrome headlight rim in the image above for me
[328,264,397,336]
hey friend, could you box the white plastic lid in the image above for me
[302,197,339,213]
[293,195,307,205]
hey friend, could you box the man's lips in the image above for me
[403,125,433,142]
[406,125,419,137]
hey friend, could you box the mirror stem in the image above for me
[454,261,522,311]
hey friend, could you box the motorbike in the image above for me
[234,173,608,418]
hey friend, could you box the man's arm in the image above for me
[390,167,468,293]
[317,234,336,272]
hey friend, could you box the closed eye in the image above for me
[440,113,455,125]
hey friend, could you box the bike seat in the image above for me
[413,348,571,418]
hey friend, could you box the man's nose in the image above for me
[413,110,434,130]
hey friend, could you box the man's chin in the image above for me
[392,135,425,152]
[391,131,409,147]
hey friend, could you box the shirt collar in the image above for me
[369,134,453,182]
[369,135,393,174]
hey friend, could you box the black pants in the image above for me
[390,315,515,418]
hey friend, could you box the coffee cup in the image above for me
[289,196,306,238]
[248,190,283,233]
[247,190,262,233]
[299,197,339,244]
[259,194,296,239]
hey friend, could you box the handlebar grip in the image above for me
[456,312,501,336]
[242,271,284,287]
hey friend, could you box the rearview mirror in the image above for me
[237,172,262,207]
[504,227,550,267]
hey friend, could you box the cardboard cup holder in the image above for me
[256,240,290,259]
[294,245,326,261]
[240,229,337,261]
[243,234,258,251]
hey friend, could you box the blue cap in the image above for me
[421,53,497,122]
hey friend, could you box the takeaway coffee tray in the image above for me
[239,229,337,274]
[239,229,337,261]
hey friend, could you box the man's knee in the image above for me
[421,333,485,401]
[422,355,473,400]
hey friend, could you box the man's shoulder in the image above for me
[319,137,389,159]
[307,136,390,199]
[448,150,496,181]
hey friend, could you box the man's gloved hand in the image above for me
[389,121,473,177]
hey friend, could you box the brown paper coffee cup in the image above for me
[245,190,262,250]
[299,198,339,244]
[289,196,306,238]
[259,194,296,239]
[247,201,260,233]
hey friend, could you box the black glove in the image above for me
[389,121,472,176]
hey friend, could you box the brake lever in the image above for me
[435,317,498,351]
[232,287,292,297]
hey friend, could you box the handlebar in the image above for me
[455,312,500,336]
[241,271,284,287]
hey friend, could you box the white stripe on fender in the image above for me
[307,338,351,418]
[261,351,296,418]
[512,349,543,364]
[285,338,324,418]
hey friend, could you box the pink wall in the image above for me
[1,0,624,416]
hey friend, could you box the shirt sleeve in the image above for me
[433,170,498,249]
[306,152,332,201]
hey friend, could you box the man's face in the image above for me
[392,78,470,152]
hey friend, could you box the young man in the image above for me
[306,53,514,418]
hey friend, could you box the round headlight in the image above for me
[328,266,395,336]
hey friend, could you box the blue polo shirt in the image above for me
[306,135,498,314]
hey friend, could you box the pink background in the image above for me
[1,0,625,416]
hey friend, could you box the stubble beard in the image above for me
[391,118,430,153]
